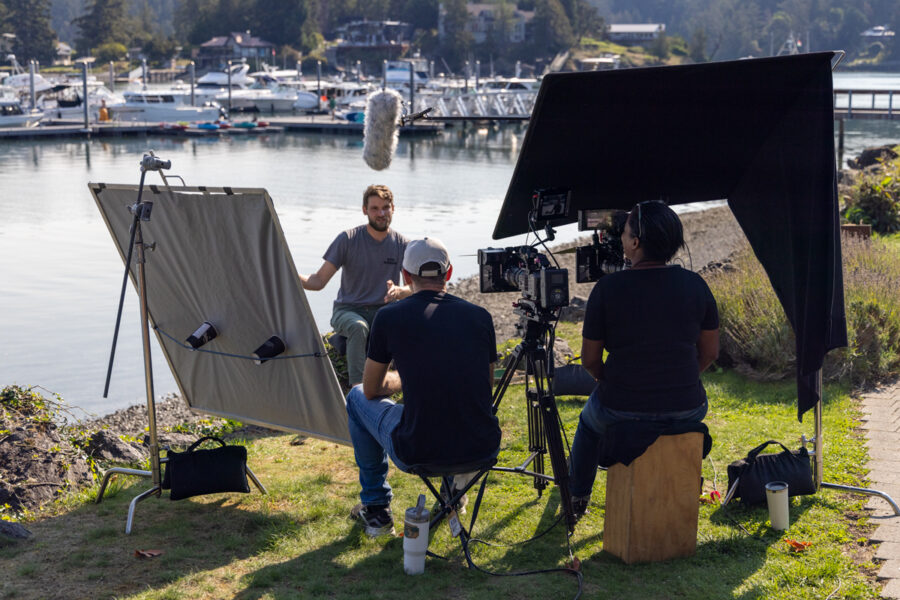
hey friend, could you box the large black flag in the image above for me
[494,53,847,420]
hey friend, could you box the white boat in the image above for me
[108,90,221,123]
[292,81,372,112]
[217,82,299,112]
[385,60,429,86]
[0,98,41,127]
[197,62,255,91]
[39,82,125,122]
[2,54,55,96]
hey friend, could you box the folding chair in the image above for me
[407,454,498,565]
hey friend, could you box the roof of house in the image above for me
[465,3,534,20]
[608,24,666,34]
[201,32,274,49]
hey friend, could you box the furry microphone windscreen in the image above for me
[363,88,403,171]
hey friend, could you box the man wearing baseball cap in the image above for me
[345,237,502,536]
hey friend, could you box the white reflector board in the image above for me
[91,183,350,444]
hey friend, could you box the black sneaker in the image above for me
[571,494,590,524]
[350,503,394,537]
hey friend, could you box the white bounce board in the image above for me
[91,183,350,444]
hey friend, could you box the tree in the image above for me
[532,0,574,55]
[688,27,708,62]
[438,0,472,69]
[74,0,130,55]
[94,40,127,63]
[252,0,306,48]
[6,0,56,64]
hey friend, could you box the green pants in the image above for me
[331,303,384,386]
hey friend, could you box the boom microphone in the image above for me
[363,88,403,171]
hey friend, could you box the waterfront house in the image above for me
[326,20,413,72]
[438,2,535,45]
[607,24,666,45]
[195,31,275,70]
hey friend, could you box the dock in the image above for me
[833,89,900,120]
[0,114,443,141]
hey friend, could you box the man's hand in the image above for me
[384,279,412,303]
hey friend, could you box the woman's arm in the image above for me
[581,337,605,381]
[697,329,720,373]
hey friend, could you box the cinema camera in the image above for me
[477,189,626,322]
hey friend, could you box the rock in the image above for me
[151,432,197,450]
[87,430,146,464]
[553,337,575,367]
[0,521,31,540]
[559,295,587,322]
[847,144,898,169]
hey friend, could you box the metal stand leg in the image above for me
[95,467,152,503]
[808,372,900,516]
[126,486,161,534]
[246,466,268,494]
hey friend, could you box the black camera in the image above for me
[477,246,569,310]
[574,209,626,283]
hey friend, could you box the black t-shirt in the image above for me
[582,266,719,413]
[367,290,501,465]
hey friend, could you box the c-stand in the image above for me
[491,303,577,533]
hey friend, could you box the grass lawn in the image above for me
[0,324,883,599]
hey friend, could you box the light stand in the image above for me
[806,370,900,514]
[95,152,266,534]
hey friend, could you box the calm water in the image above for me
[1,71,898,417]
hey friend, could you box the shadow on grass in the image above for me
[0,479,309,600]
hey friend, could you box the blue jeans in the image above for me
[345,384,409,506]
[568,384,708,497]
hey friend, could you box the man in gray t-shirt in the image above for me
[300,185,410,385]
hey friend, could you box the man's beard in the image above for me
[369,216,390,232]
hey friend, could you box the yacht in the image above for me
[108,90,221,123]
[0,98,41,127]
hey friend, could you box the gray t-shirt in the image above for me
[323,225,409,306]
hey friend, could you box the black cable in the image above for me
[461,535,584,600]
[154,326,324,360]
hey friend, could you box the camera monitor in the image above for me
[533,188,570,223]
[90,184,350,444]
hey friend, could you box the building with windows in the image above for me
[439,2,535,44]
[196,31,275,70]
[607,24,666,45]
[326,20,413,70]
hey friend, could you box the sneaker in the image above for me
[350,503,394,537]
[571,494,590,524]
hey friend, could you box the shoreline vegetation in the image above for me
[1,146,899,598]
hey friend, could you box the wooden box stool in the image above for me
[603,432,703,564]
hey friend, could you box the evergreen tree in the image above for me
[532,0,574,55]
[6,0,56,64]
[74,0,130,55]
[252,0,306,47]
[438,0,472,69]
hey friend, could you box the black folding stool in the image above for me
[407,454,498,564]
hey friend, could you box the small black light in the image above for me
[186,321,218,349]
[253,336,286,365]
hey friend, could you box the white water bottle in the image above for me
[403,494,430,575]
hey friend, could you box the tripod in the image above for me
[491,311,578,533]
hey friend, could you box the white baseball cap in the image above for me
[402,237,451,277]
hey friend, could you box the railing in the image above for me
[833,89,899,118]
[411,89,537,119]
